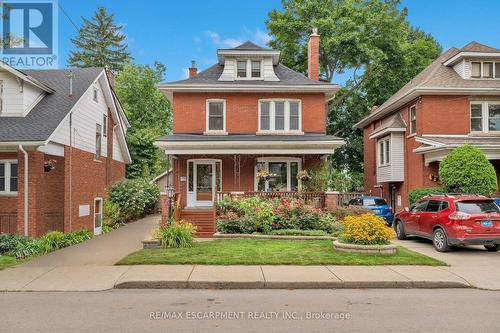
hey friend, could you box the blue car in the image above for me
[347,196,394,225]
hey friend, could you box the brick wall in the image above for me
[172,92,326,134]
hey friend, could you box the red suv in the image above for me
[394,194,500,252]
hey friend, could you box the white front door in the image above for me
[94,198,103,235]
[187,161,216,207]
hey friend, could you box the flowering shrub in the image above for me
[108,179,159,221]
[216,196,342,235]
[340,213,395,245]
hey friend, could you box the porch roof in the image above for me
[155,133,344,155]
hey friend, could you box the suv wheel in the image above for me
[394,220,407,240]
[484,244,499,252]
[433,228,451,252]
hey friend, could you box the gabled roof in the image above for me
[355,43,500,129]
[459,41,500,53]
[0,67,103,143]
[368,113,407,139]
[226,41,271,51]
[0,61,55,93]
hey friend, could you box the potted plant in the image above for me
[256,170,270,182]
[297,170,312,182]
[44,159,57,172]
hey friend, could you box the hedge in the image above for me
[408,187,445,206]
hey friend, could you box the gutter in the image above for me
[18,145,29,237]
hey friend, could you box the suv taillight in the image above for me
[449,211,471,220]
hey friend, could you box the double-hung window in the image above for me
[236,59,261,79]
[237,61,247,78]
[0,161,18,194]
[471,61,500,78]
[258,100,302,133]
[409,105,417,135]
[206,100,226,133]
[470,102,500,133]
[378,138,390,166]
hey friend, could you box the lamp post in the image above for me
[165,186,175,224]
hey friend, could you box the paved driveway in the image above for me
[21,214,158,267]
[393,237,500,290]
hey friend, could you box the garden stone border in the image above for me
[213,232,336,241]
[332,240,397,254]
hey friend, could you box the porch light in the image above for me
[166,186,175,198]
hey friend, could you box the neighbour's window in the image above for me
[95,124,102,159]
[237,61,247,78]
[496,62,500,78]
[470,104,483,131]
[409,105,417,134]
[470,102,500,132]
[93,87,98,102]
[471,62,481,78]
[259,100,302,132]
[483,62,494,78]
[0,161,18,194]
[206,100,225,132]
[103,114,108,137]
[425,200,442,212]
[251,61,261,78]
[378,138,390,166]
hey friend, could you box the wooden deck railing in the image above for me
[217,191,326,209]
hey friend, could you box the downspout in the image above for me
[18,145,28,237]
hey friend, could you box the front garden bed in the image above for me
[118,239,445,266]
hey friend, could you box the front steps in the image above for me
[180,208,216,238]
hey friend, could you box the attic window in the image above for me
[471,61,500,78]
[251,61,261,77]
[237,61,247,78]
[235,59,262,79]
[93,87,98,102]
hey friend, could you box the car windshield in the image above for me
[363,198,387,206]
[456,200,500,214]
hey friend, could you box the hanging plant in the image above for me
[44,159,57,172]
[297,170,312,182]
[256,170,270,181]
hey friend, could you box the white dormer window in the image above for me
[258,99,302,133]
[378,137,390,166]
[235,59,262,80]
[471,61,500,78]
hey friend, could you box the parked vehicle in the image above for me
[347,196,394,225]
[394,194,500,252]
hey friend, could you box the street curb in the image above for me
[114,280,470,289]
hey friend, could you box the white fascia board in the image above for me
[414,136,447,147]
[0,61,55,93]
[161,149,340,155]
[443,52,500,66]
[0,141,44,147]
[217,50,281,65]
[368,127,406,140]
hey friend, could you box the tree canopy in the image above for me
[114,62,172,179]
[68,7,131,72]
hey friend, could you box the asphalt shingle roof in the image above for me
[229,41,270,51]
[0,67,103,142]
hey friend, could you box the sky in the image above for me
[57,0,500,85]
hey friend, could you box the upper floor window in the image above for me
[0,161,18,194]
[95,124,102,159]
[258,100,301,133]
[378,137,390,166]
[205,99,226,133]
[471,61,500,78]
[470,102,500,132]
[409,105,417,135]
[236,59,262,79]
[93,86,98,102]
[103,114,108,137]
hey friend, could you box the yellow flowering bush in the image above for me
[340,213,395,245]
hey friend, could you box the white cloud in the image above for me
[253,28,271,45]
[203,30,243,48]
[182,67,189,79]
[201,28,272,49]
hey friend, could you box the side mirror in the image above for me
[404,207,410,212]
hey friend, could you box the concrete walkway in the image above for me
[21,214,158,267]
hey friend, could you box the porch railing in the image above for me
[216,191,326,209]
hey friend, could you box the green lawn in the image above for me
[117,239,445,266]
[0,255,21,270]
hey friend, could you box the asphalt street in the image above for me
[0,289,498,332]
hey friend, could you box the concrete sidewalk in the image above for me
[0,264,471,291]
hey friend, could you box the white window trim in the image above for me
[254,157,302,192]
[186,159,222,207]
[0,160,18,195]
[470,61,500,79]
[378,137,390,167]
[257,99,303,134]
[235,59,263,80]
[205,99,227,134]
[470,101,500,133]
[409,104,417,136]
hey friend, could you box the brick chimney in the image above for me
[188,60,197,78]
[307,27,320,81]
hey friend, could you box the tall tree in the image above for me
[68,7,131,71]
[114,62,172,179]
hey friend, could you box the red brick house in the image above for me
[0,64,131,237]
[156,31,344,236]
[356,42,500,211]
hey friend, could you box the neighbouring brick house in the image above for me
[156,31,344,236]
[0,63,131,237]
[356,42,500,211]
